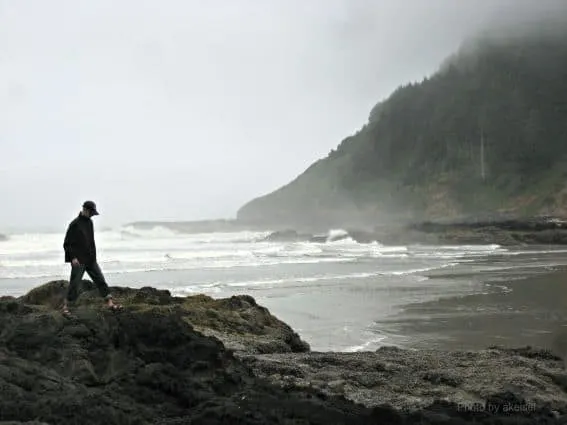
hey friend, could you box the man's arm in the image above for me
[63,222,78,261]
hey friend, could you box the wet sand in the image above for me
[375,266,567,353]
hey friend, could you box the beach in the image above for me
[375,266,567,352]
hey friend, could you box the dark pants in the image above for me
[66,261,112,303]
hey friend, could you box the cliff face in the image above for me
[238,29,567,228]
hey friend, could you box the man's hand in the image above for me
[71,258,80,266]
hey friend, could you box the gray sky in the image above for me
[1,0,565,231]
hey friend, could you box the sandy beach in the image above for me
[374,266,567,352]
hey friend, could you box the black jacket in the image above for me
[63,214,97,264]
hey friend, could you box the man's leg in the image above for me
[85,261,118,306]
[63,263,86,312]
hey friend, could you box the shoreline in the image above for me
[3,251,566,353]
[369,264,567,352]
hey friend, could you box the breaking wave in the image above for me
[0,225,509,281]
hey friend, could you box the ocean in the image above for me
[2,225,567,351]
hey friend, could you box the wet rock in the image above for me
[4,282,567,424]
[242,348,567,415]
[0,422,51,425]
[19,279,69,307]
[309,234,328,243]
[422,370,462,387]
[0,294,375,425]
[263,229,312,242]
[407,217,567,245]
[21,281,310,355]
[488,345,563,361]
[347,230,380,244]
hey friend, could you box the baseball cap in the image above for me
[83,200,99,215]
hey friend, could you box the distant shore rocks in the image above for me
[263,229,380,244]
[0,233,7,241]
[263,229,312,242]
[262,216,567,246]
[408,216,567,245]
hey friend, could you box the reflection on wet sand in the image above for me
[375,266,567,353]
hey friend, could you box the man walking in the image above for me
[62,200,121,316]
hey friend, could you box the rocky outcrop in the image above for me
[412,216,567,232]
[406,217,567,245]
[241,346,567,415]
[20,280,310,355]
[2,281,567,424]
[0,233,7,241]
[263,229,312,242]
[260,217,567,247]
[0,290,373,425]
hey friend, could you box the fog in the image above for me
[0,0,565,231]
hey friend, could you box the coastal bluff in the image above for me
[1,281,567,424]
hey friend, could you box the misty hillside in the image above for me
[237,30,567,228]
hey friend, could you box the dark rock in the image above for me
[0,422,51,425]
[0,296,17,302]
[0,294,376,425]
[263,230,312,242]
[309,234,328,243]
[19,281,310,355]
[422,371,462,387]
[0,233,7,241]
[405,217,567,246]
[19,279,69,307]
[488,346,563,361]
[245,347,567,418]
[4,283,567,424]
[347,230,380,244]
[547,374,567,393]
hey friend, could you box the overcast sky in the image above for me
[0,0,565,231]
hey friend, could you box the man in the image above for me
[61,200,121,317]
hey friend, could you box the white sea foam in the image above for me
[327,228,350,241]
[0,226,518,281]
[172,270,434,296]
[343,335,388,352]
